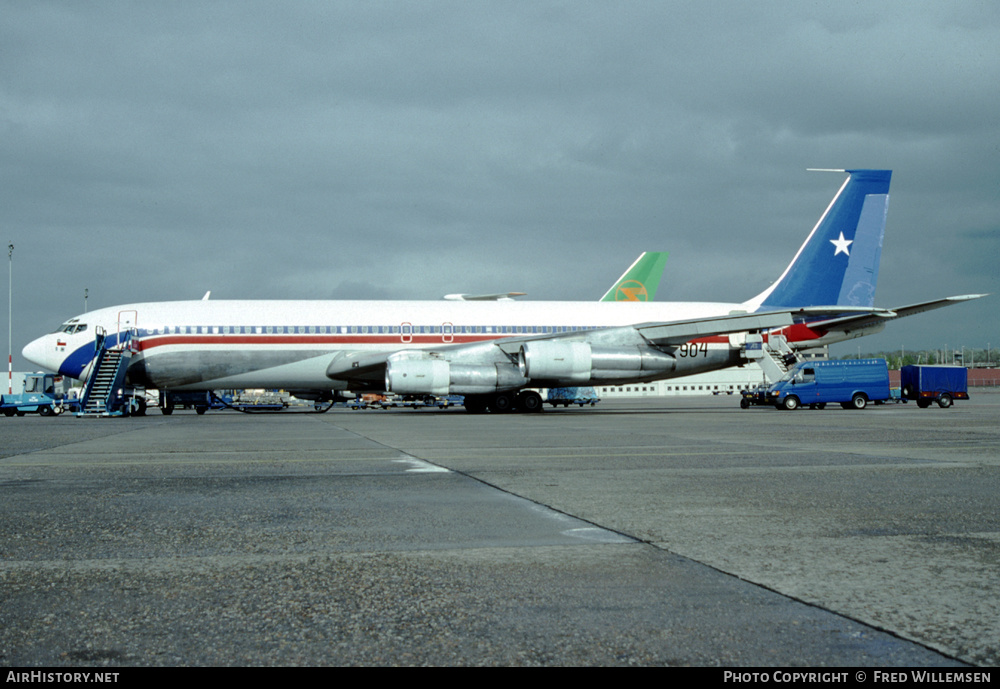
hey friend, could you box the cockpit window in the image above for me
[54,319,82,334]
[54,322,87,334]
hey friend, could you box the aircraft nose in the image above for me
[22,336,53,370]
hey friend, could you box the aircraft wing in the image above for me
[324,297,986,390]
[804,294,987,335]
[325,350,399,388]
[633,310,797,346]
[326,309,805,385]
[479,309,810,356]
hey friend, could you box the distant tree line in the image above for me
[839,348,998,369]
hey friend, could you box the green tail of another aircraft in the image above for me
[600,252,669,302]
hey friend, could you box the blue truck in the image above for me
[766,358,890,411]
[900,365,969,408]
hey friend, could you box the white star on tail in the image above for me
[830,232,853,256]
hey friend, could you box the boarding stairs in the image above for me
[78,327,137,417]
[743,334,801,383]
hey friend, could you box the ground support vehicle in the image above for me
[546,387,600,408]
[900,365,969,408]
[766,359,890,411]
[1,373,80,416]
[884,387,908,404]
[159,390,215,415]
[739,384,773,409]
[413,395,464,409]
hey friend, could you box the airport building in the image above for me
[597,348,830,398]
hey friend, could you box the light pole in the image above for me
[7,242,12,395]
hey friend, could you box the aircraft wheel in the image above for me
[463,395,489,413]
[850,393,867,410]
[937,394,953,409]
[782,396,799,411]
[517,391,543,413]
[489,392,515,413]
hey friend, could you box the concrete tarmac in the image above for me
[2,393,997,666]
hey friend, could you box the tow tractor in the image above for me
[739,383,773,409]
[1,372,80,417]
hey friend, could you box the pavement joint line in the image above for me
[639,537,973,668]
[0,454,414,468]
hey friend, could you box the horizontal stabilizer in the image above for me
[443,292,526,301]
[807,294,987,334]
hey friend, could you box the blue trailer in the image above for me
[900,365,969,408]
[766,359,890,411]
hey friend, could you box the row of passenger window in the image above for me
[138,324,591,336]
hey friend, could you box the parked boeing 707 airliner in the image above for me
[22,170,983,412]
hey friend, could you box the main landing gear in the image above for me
[463,390,544,414]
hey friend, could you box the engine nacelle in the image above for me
[385,359,450,396]
[519,342,675,384]
[518,341,592,383]
[385,359,527,395]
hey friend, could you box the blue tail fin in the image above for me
[745,169,891,310]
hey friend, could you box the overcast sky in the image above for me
[3,1,998,371]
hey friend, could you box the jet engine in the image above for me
[518,342,675,384]
[385,359,527,396]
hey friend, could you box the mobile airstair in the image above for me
[77,327,138,417]
[744,333,801,383]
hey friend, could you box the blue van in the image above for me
[768,359,890,410]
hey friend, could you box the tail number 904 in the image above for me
[677,342,709,358]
